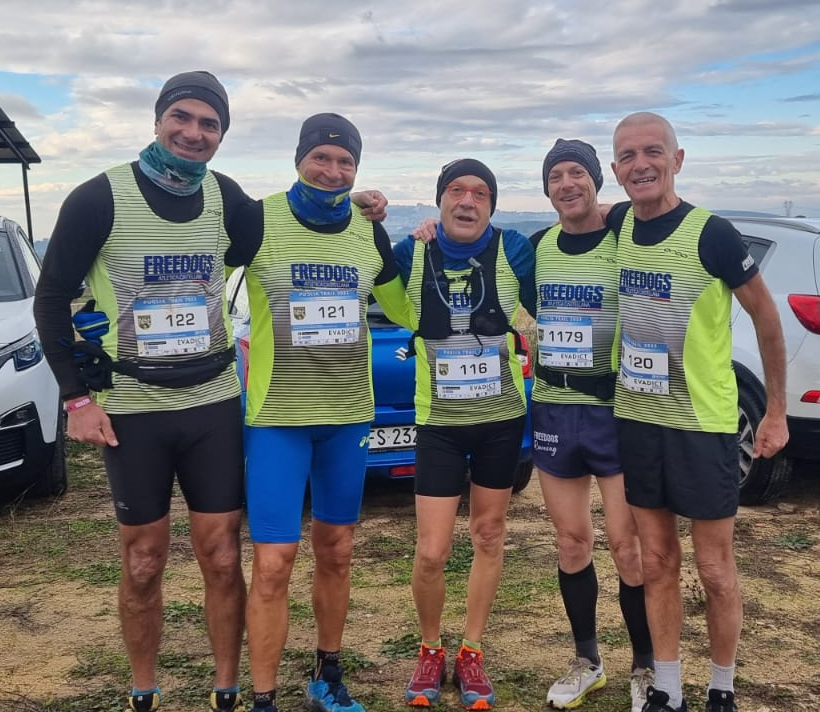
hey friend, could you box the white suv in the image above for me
[0,216,66,499]
[728,216,820,504]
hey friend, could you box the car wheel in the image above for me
[736,369,792,505]
[33,411,68,498]
[512,458,533,494]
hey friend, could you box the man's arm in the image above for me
[34,177,111,399]
[733,272,789,458]
[33,177,120,447]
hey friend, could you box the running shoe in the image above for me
[210,691,246,711]
[126,692,161,711]
[546,657,606,708]
[630,668,654,712]
[452,645,495,710]
[306,664,365,712]
[405,644,447,707]
[641,686,688,711]
[705,689,737,712]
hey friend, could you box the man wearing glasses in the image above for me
[393,159,534,710]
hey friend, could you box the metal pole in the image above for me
[22,163,34,241]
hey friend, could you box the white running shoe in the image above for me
[547,657,606,709]
[630,667,655,712]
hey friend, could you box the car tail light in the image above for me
[389,465,415,478]
[787,294,820,334]
[240,335,250,387]
[800,391,820,404]
[518,333,533,379]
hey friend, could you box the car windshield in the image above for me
[0,233,26,301]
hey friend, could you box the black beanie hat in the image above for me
[542,139,603,196]
[154,70,230,136]
[435,158,498,215]
[295,113,362,167]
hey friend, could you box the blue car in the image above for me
[227,268,534,493]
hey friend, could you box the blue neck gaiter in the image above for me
[286,175,352,225]
[138,141,207,196]
[436,222,494,269]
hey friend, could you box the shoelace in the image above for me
[415,653,444,682]
[557,658,593,686]
[458,653,489,683]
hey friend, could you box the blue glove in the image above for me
[72,299,110,344]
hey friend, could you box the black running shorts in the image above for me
[103,396,245,525]
[619,418,739,519]
[414,416,527,497]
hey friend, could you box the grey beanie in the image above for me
[295,113,362,167]
[542,139,603,196]
[154,71,230,136]
[435,158,498,215]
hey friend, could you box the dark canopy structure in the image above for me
[0,106,41,241]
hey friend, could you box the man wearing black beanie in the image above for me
[393,158,534,710]
[33,69,258,712]
[238,112,412,712]
[532,138,654,712]
[154,70,231,138]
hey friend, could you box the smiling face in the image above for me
[297,144,357,190]
[154,98,223,163]
[611,113,684,220]
[439,174,493,243]
[546,160,602,232]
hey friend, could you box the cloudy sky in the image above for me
[1,0,819,239]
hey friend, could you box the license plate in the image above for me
[368,425,417,451]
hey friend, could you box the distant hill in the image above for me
[384,204,557,240]
[34,239,49,259]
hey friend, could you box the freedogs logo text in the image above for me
[618,269,673,300]
[144,254,214,283]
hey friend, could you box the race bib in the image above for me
[290,289,360,346]
[537,315,593,368]
[620,333,669,394]
[435,346,501,399]
[133,295,210,357]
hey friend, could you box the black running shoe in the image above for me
[210,691,246,711]
[126,692,160,711]
[641,686,688,712]
[705,689,737,712]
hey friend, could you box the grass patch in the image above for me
[444,535,474,574]
[171,519,191,537]
[289,597,313,621]
[598,625,630,647]
[63,560,121,586]
[164,600,204,626]
[380,631,419,659]
[773,532,815,551]
[69,647,130,680]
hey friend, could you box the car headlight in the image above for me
[11,331,44,371]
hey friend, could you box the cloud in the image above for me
[1,0,820,235]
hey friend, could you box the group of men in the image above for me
[32,69,787,712]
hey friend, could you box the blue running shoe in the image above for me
[306,664,365,712]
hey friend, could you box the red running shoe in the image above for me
[405,644,447,707]
[452,645,495,710]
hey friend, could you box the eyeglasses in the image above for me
[444,182,493,203]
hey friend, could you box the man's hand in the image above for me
[351,190,388,222]
[67,400,119,447]
[753,412,789,459]
[412,218,439,243]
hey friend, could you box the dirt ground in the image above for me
[0,445,818,712]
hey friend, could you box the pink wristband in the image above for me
[65,396,93,412]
